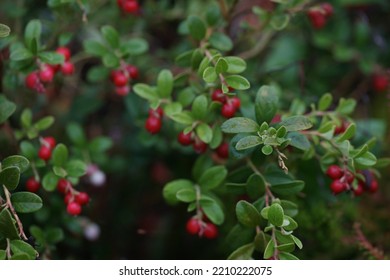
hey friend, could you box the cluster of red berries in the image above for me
[372,73,389,93]
[117,0,140,14]
[307,2,334,29]
[57,178,90,216]
[110,64,139,96]
[211,89,241,118]
[38,136,56,162]
[186,217,218,239]
[326,165,378,196]
[25,46,74,93]
[145,107,163,134]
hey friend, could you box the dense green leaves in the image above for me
[101,25,120,48]
[42,172,59,192]
[192,95,208,120]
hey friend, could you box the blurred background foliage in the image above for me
[1,0,390,259]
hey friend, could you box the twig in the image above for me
[3,185,28,240]
[354,223,385,260]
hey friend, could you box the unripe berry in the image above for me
[178,131,193,146]
[126,65,139,79]
[57,178,71,194]
[56,46,71,61]
[330,179,347,195]
[372,74,388,92]
[67,202,82,216]
[61,62,75,75]
[211,89,227,103]
[326,165,343,179]
[216,142,229,159]
[76,192,90,205]
[42,136,56,149]
[38,145,52,161]
[145,116,162,134]
[186,218,201,235]
[203,223,218,239]
[221,102,237,118]
[39,66,55,83]
[193,140,207,154]
[26,177,40,193]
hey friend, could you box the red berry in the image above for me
[322,3,334,17]
[38,146,52,161]
[25,72,39,90]
[145,117,162,134]
[344,171,355,184]
[353,182,364,196]
[211,89,227,103]
[186,218,201,235]
[326,165,343,179]
[229,97,241,109]
[148,107,164,118]
[57,178,71,194]
[76,192,90,205]
[117,0,124,8]
[216,142,229,159]
[372,74,388,92]
[330,179,347,195]
[307,9,327,29]
[178,131,193,146]
[26,177,40,193]
[126,65,139,79]
[42,136,56,149]
[67,202,82,216]
[64,193,74,205]
[193,140,207,154]
[203,223,218,239]
[39,65,55,83]
[369,179,378,193]
[122,0,139,13]
[115,85,130,96]
[221,103,237,118]
[56,46,71,61]
[112,71,128,87]
[61,62,75,75]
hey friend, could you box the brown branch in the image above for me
[3,185,28,240]
[354,223,385,260]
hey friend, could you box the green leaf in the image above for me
[221,117,259,133]
[200,197,224,225]
[276,242,295,252]
[65,160,87,177]
[42,172,59,192]
[176,188,196,203]
[87,65,110,83]
[0,250,6,260]
[268,203,284,227]
[206,4,221,26]
[279,252,299,260]
[198,165,227,190]
[0,166,20,190]
[225,75,250,90]
[263,239,275,259]
[101,25,120,48]
[292,235,303,249]
[84,40,108,56]
[203,66,217,83]
[0,23,11,37]
[52,144,68,167]
[209,126,223,149]
[89,137,113,153]
[10,253,30,260]
[133,84,159,102]
[46,227,64,244]
[0,209,19,240]
[262,145,273,155]
[163,179,194,205]
[215,57,228,74]
[318,93,333,111]
[170,111,194,125]
[235,135,262,150]
[20,141,35,159]
[66,123,87,146]
[21,109,32,128]
[227,243,255,260]
[2,156,29,173]
[270,180,305,196]
[121,38,148,56]
[255,85,279,124]
[246,173,266,199]
[38,52,65,65]
[10,240,37,260]
[53,166,67,177]
[0,95,16,124]
[279,116,312,132]
[355,152,377,168]
[236,200,262,227]
[164,102,182,117]
[283,216,298,231]
[270,14,290,30]
[187,16,206,40]
[24,20,41,52]
[337,123,356,142]
[102,53,120,68]
[287,132,311,151]
[10,48,33,61]
[336,98,357,115]
[157,69,174,98]
[34,116,54,131]
[196,123,213,144]
[11,192,42,213]
[209,32,233,51]
[281,200,298,217]
[225,56,247,74]
[192,95,208,120]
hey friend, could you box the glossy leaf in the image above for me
[52,144,68,167]
[278,116,312,132]
[215,57,228,74]
[263,239,275,259]
[133,84,159,102]
[163,179,194,205]
[318,93,333,111]
[236,200,262,227]
[10,48,33,61]
[200,197,224,225]
[268,203,284,227]
[24,20,41,52]
[187,16,206,40]
[198,165,227,190]
[34,116,54,131]
[0,166,20,191]
[157,69,174,98]
[42,172,59,192]
[270,181,305,196]
[121,38,148,56]
[235,135,262,150]
[203,66,217,83]
[176,188,196,203]
[225,75,250,90]
[101,25,120,48]
[65,160,87,178]
[0,209,19,240]
[287,132,311,151]
[209,32,233,51]
[196,123,213,144]
[246,173,266,199]
[10,240,37,260]
[225,56,246,74]
[38,52,65,65]
[170,111,194,125]
[192,95,208,120]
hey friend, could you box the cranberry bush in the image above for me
[1,0,390,260]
